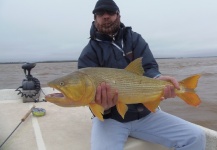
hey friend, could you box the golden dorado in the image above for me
[45,58,201,121]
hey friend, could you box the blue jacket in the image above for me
[78,22,161,122]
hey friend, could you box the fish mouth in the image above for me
[45,90,69,107]
[45,93,64,99]
[45,82,65,100]
[45,91,71,107]
[45,88,80,107]
[45,86,65,102]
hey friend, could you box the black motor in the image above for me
[16,63,41,102]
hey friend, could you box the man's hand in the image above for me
[95,82,118,110]
[157,75,180,100]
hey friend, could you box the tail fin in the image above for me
[176,74,201,106]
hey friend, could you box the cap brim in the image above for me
[92,6,118,14]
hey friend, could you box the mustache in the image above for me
[102,22,112,27]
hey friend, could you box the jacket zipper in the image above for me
[95,38,125,56]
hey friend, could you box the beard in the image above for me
[94,15,121,35]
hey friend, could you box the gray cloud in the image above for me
[0,0,217,62]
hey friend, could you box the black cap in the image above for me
[92,0,119,14]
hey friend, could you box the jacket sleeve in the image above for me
[132,32,161,78]
[78,41,100,69]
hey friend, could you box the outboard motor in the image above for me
[16,63,41,103]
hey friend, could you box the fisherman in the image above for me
[78,0,206,149]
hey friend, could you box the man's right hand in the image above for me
[95,82,118,110]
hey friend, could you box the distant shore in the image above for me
[0,60,78,64]
[1,56,217,64]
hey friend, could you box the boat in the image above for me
[0,88,217,150]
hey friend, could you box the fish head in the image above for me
[45,71,95,107]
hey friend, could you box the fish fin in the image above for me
[143,91,163,112]
[176,92,201,106]
[177,74,201,106]
[116,102,128,119]
[143,99,161,112]
[124,57,144,75]
[179,74,201,89]
[89,103,104,121]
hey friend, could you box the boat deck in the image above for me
[0,88,216,150]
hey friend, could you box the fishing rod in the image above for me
[0,105,35,149]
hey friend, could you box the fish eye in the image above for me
[59,81,65,86]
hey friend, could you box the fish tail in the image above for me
[176,74,201,106]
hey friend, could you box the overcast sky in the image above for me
[0,0,217,62]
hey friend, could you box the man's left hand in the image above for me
[156,75,180,100]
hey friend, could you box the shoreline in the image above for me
[1,56,217,64]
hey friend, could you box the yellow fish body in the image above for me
[45,58,201,121]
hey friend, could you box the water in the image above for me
[0,57,217,130]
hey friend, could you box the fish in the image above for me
[45,57,201,121]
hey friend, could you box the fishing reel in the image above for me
[15,62,45,103]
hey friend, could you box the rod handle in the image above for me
[21,105,35,122]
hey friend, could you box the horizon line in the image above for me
[0,56,217,64]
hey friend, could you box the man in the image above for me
[78,0,206,150]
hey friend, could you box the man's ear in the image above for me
[117,12,121,18]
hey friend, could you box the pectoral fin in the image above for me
[89,103,104,121]
[143,100,161,112]
[116,102,128,119]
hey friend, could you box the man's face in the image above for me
[95,10,118,28]
[94,10,120,35]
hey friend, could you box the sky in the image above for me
[0,0,217,62]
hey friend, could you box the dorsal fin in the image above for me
[124,57,144,75]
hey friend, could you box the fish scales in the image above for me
[80,67,166,104]
[45,57,202,121]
